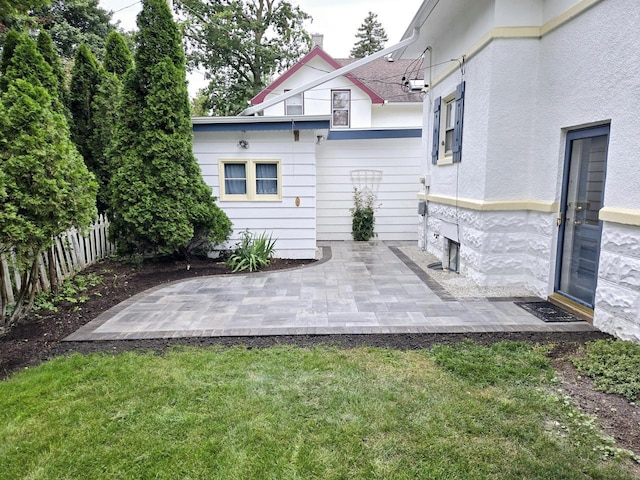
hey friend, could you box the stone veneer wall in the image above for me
[422,203,557,297]
[595,222,640,343]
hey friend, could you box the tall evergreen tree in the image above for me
[0,30,23,92]
[1,32,58,97]
[103,31,133,77]
[0,33,96,325]
[68,43,100,166]
[36,30,68,110]
[89,70,120,212]
[350,12,388,58]
[88,33,132,212]
[108,0,231,256]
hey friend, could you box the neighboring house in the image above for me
[251,44,424,129]
[392,0,640,342]
[193,43,425,257]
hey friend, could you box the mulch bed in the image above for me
[1,256,638,461]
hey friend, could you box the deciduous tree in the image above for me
[108,0,231,256]
[0,0,48,33]
[350,11,388,58]
[33,0,113,59]
[174,0,311,115]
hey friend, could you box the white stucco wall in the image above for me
[417,0,640,340]
[316,137,422,241]
[596,223,640,343]
[193,129,318,259]
[534,0,640,210]
[423,203,554,294]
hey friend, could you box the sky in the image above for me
[100,0,423,95]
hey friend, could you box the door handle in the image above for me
[574,220,582,226]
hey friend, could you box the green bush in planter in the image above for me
[350,188,378,241]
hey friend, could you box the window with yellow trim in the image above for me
[219,159,281,201]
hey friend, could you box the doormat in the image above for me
[514,301,583,322]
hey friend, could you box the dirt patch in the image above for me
[1,257,638,464]
[548,343,640,463]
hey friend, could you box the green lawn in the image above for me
[0,342,635,479]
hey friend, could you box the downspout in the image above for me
[239,28,420,116]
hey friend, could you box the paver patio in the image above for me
[64,241,598,341]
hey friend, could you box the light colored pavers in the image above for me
[64,241,598,341]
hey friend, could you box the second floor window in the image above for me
[285,90,303,116]
[331,90,350,127]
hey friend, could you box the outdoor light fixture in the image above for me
[238,139,249,149]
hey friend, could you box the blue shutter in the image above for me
[452,81,465,163]
[431,97,441,164]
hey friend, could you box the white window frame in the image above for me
[219,159,282,202]
[438,91,456,165]
[284,90,303,116]
[331,89,350,128]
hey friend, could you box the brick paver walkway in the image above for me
[64,242,597,341]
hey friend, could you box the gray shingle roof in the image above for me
[336,57,425,103]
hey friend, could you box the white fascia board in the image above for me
[239,28,420,116]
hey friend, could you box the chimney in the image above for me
[311,33,324,49]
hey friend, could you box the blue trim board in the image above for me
[193,120,330,132]
[327,129,422,140]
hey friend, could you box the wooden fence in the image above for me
[1,215,115,304]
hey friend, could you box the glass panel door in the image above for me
[555,126,609,308]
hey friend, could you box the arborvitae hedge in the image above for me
[0,30,21,92]
[103,31,133,77]
[90,70,121,212]
[108,0,231,256]
[0,34,97,323]
[69,43,101,165]
[36,30,68,111]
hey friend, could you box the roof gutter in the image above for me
[239,27,420,116]
[395,0,440,59]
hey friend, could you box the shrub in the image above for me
[350,187,378,241]
[572,339,640,401]
[226,230,277,273]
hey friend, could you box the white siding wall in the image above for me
[262,56,373,128]
[193,129,318,259]
[370,104,423,128]
[316,138,422,241]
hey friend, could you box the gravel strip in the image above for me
[398,246,537,299]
